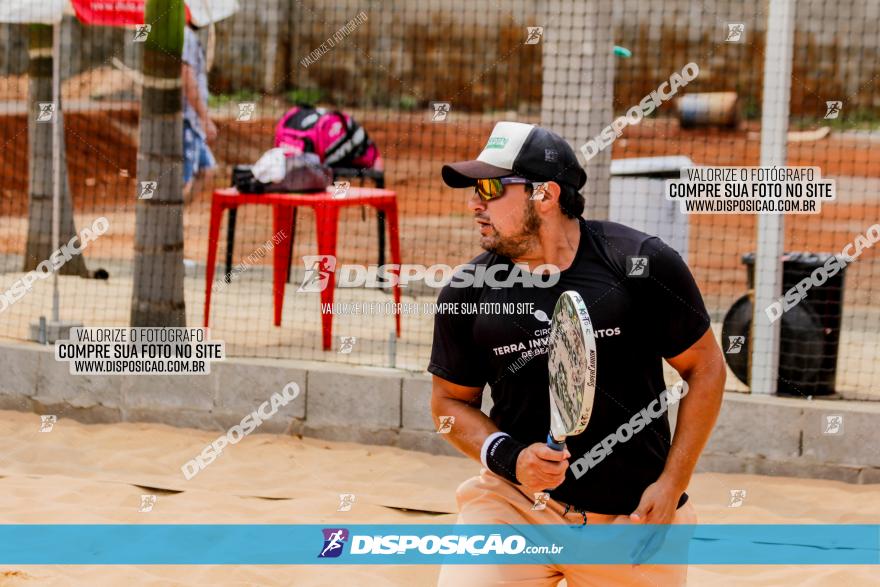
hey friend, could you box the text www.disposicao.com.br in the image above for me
[72,360,207,373]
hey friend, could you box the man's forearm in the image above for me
[431,395,499,462]
[661,362,725,491]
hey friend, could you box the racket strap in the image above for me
[482,433,527,485]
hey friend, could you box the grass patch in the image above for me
[285,88,323,106]
[792,108,880,131]
[208,89,261,108]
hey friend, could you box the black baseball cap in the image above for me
[442,121,587,191]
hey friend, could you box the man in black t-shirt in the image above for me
[430,122,725,586]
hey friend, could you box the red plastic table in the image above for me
[204,187,401,350]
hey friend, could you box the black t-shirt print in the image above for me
[428,219,711,515]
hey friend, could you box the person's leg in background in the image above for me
[189,134,217,203]
[183,120,199,204]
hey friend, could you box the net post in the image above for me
[750,0,795,395]
[539,0,615,220]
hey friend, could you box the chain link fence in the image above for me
[0,0,877,399]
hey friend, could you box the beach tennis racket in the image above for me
[546,290,597,452]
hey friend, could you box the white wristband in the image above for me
[480,432,510,468]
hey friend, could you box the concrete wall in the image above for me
[4,0,878,114]
[0,339,460,457]
[1,339,878,483]
[0,17,125,79]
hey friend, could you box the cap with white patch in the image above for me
[441,121,587,191]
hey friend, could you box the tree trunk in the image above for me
[130,0,186,326]
[24,23,88,276]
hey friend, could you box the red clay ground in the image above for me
[1,111,878,305]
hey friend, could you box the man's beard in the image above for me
[481,200,542,258]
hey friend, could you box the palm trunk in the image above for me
[24,23,88,276]
[130,0,186,326]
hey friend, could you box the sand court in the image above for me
[0,409,877,586]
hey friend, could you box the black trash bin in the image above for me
[721,252,848,396]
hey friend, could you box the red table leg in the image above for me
[204,195,226,328]
[383,200,402,338]
[272,204,296,326]
[314,203,340,350]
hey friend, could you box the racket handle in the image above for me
[546,432,565,452]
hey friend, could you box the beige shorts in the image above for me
[437,468,697,587]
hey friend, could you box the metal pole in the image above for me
[540,0,614,220]
[51,20,61,323]
[750,0,795,394]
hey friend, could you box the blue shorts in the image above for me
[183,120,216,184]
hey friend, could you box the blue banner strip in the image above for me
[0,525,877,565]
